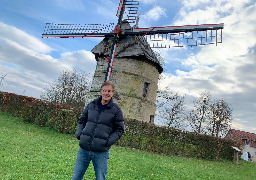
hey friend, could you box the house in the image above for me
[225,129,256,161]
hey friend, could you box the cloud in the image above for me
[157,0,256,132]
[232,120,256,133]
[143,6,166,21]
[0,38,66,78]
[162,0,256,90]
[0,65,47,97]
[0,22,52,53]
[0,22,96,98]
[59,50,96,75]
[174,0,255,26]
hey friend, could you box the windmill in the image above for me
[42,0,224,122]
[42,0,223,82]
[0,74,7,86]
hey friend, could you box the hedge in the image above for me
[0,92,82,134]
[117,119,236,160]
[0,91,238,160]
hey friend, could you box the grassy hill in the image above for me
[0,111,255,180]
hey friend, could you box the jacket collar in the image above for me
[93,96,114,108]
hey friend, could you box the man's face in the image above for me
[101,85,114,102]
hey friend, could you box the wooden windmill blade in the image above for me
[86,0,138,82]
[105,0,140,82]
[105,0,125,82]
[42,23,223,43]
[42,23,116,38]
[131,23,224,34]
[128,23,224,47]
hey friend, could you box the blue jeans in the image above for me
[72,147,109,180]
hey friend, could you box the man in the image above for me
[72,82,124,180]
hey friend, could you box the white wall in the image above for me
[242,144,256,156]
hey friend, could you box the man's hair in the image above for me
[100,81,115,92]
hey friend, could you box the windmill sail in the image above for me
[42,0,224,81]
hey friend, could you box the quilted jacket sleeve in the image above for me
[107,107,125,147]
[75,104,89,140]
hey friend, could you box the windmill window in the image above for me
[150,115,154,123]
[143,82,150,97]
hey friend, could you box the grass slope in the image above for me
[0,112,255,180]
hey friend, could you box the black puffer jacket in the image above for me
[75,96,124,152]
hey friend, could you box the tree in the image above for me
[153,50,165,67]
[208,99,233,137]
[40,69,91,107]
[156,88,186,129]
[188,91,233,137]
[188,91,212,134]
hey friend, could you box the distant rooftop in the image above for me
[225,129,256,148]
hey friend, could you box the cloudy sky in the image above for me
[0,0,255,133]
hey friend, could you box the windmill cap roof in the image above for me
[91,21,163,74]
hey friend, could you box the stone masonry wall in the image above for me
[89,56,159,123]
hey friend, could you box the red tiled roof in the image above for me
[225,129,256,148]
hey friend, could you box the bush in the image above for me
[47,109,79,134]
[116,119,236,160]
[0,92,237,160]
[0,92,82,134]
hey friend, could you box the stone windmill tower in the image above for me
[90,21,163,123]
[42,0,223,123]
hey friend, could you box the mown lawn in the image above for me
[0,111,255,180]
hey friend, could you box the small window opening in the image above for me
[150,115,154,123]
[143,82,150,97]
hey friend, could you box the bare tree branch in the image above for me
[156,88,186,129]
[40,68,91,107]
[188,91,212,134]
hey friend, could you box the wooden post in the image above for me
[233,151,239,165]
[232,146,241,165]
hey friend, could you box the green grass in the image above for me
[0,111,255,180]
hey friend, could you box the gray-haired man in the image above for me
[72,82,124,180]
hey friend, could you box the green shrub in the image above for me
[117,119,235,160]
[0,92,236,160]
[48,109,78,134]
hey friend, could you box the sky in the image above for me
[0,0,255,133]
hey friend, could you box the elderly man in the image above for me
[72,82,124,180]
